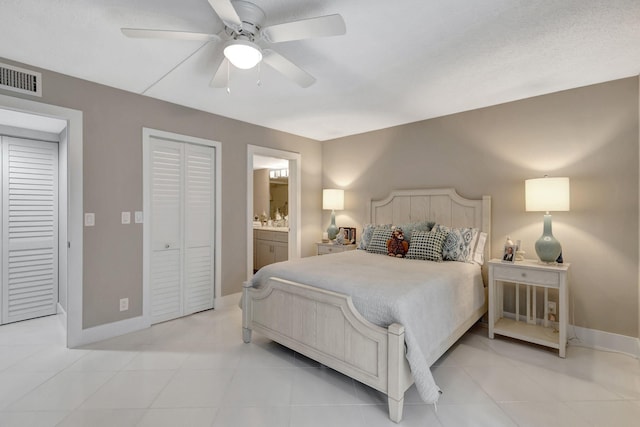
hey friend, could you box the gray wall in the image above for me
[253,169,270,220]
[322,77,639,338]
[2,56,637,339]
[0,57,322,329]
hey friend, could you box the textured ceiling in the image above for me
[1,0,639,141]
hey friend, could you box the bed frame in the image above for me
[242,188,491,422]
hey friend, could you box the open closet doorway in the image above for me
[246,145,301,281]
[0,104,75,345]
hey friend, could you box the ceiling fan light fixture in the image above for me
[224,39,262,69]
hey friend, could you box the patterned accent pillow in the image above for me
[358,224,391,250]
[435,225,479,263]
[406,230,447,262]
[366,228,393,255]
[392,220,435,245]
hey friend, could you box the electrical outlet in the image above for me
[121,211,131,225]
[547,301,557,315]
[119,298,129,312]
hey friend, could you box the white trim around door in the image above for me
[0,94,83,348]
[246,145,301,281]
[142,128,222,327]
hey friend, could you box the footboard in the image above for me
[242,278,413,422]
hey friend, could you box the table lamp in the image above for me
[525,176,570,263]
[323,189,344,240]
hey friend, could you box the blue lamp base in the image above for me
[327,209,339,240]
[535,213,562,263]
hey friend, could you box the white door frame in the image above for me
[0,94,83,348]
[246,145,301,281]
[142,128,222,325]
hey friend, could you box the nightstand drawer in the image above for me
[316,243,356,255]
[318,245,340,255]
[493,265,560,287]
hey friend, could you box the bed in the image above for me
[242,188,491,422]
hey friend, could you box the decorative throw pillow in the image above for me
[366,228,393,255]
[435,225,479,263]
[392,220,435,245]
[406,230,447,262]
[358,224,390,250]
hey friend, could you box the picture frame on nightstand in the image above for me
[339,227,356,244]
[502,245,516,262]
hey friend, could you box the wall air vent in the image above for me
[0,62,42,97]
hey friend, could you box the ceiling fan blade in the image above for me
[262,14,346,43]
[207,0,242,28]
[210,56,229,88]
[262,49,315,88]
[121,28,220,42]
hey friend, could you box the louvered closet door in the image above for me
[148,138,215,324]
[184,144,215,315]
[149,138,184,324]
[1,136,58,324]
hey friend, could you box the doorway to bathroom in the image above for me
[246,145,300,281]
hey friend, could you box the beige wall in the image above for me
[0,57,322,329]
[253,169,270,220]
[322,78,639,338]
[2,56,637,339]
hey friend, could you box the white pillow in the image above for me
[472,231,488,265]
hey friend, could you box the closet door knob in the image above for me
[165,244,170,249]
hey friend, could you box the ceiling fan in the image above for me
[121,0,346,88]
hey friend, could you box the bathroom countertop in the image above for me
[253,226,289,232]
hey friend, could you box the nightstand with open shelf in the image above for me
[488,259,570,357]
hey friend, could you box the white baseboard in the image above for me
[568,324,640,358]
[56,303,67,333]
[72,315,149,348]
[215,292,242,309]
[69,294,241,348]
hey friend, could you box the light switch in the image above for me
[121,211,131,225]
[84,213,95,227]
[134,211,143,224]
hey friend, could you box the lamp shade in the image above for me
[223,40,262,69]
[323,189,344,210]
[525,177,570,212]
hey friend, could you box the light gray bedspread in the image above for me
[251,250,485,403]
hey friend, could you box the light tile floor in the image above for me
[0,307,639,426]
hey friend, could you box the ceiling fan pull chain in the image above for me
[226,60,231,94]
[257,62,262,87]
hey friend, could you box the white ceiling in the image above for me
[1,0,639,141]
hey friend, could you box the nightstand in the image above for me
[488,259,570,357]
[316,242,357,255]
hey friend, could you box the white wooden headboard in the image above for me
[369,188,492,273]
